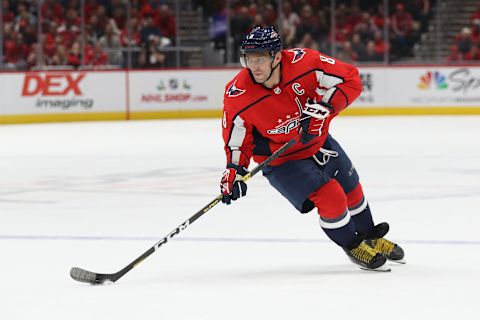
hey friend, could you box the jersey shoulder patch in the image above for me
[287,48,307,64]
[225,79,246,97]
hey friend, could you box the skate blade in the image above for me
[359,264,391,272]
[388,258,406,265]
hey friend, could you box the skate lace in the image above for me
[372,238,396,254]
[350,242,377,263]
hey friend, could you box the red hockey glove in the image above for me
[299,99,334,144]
[220,164,248,205]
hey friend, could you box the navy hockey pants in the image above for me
[262,134,360,213]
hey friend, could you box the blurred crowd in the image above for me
[2,0,176,70]
[202,0,433,63]
[7,0,474,70]
[446,5,480,62]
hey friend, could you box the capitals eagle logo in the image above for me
[226,80,246,97]
[288,48,306,63]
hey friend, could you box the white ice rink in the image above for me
[1,116,479,320]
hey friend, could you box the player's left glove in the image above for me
[299,99,334,144]
[220,163,248,205]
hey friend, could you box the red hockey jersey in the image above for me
[222,48,362,168]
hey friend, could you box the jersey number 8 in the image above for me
[319,55,335,65]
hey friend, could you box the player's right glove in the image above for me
[299,99,334,144]
[220,163,248,205]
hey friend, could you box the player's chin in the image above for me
[253,75,266,83]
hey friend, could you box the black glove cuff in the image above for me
[319,100,334,112]
[226,163,249,175]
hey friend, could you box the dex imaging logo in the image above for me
[417,71,448,90]
[21,73,94,109]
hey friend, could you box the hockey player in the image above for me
[220,26,405,271]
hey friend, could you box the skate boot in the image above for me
[364,222,405,264]
[343,240,390,272]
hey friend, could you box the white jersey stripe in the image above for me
[322,87,336,103]
[228,116,247,165]
[315,88,328,96]
[315,70,344,88]
[231,149,241,165]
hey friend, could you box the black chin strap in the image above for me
[254,58,279,85]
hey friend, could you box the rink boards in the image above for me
[0,65,479,124]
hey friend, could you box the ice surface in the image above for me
[1,116,479,320]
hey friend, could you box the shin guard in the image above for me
[347,183,374,236]
[309,180,358,248]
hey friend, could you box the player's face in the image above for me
[244,52,274,83]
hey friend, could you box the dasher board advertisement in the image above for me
[0,71,126,115]
[128,69,236,111]
[355,66,480,108]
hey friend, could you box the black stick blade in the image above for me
[70,267,114,285]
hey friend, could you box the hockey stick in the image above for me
[70,138,297,285]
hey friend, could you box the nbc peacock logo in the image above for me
[417,71,448,90]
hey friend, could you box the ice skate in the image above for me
[343,241,390,272]
[364,223,406,264]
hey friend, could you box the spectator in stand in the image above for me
[471,19,480,44]
[390,2,414,58]
[406,0,431,34]
[84,0,100,24]
[41,0,63,23]
[120,17,141,47]
[50,44,68,66]
[42,22,58,57]
[230,6,252,61]
[351,33,366,61]
[316,8,330,50]
[361,40,382,62]
[5,32,29,70]
[279,1,300,48]
[99,23,122,65]
[251,13,267,29]
[471,5,480,23]
[140,13,162,44]
[13,2,37,33]
[247,3,258,19]
[85,42,108,67]
[41,5,62,26]
[2,0,15,26]
[26,43,39,69]
[138,36,166,68]
[446,45,463,63]
[297,32,320,51]
[12,1,37,51]
[354,12,380,42]
[58,8,81,49]
[263,3,277,27]
[345,4,363,32]
[372,30,387,57]
[95,5,111,35]
[83,23,99,45]
[22,20,38,46]
[295,4,321,47]
[88,14,104,40]
[371,2,386,29]
[111,1,126,30]
[67,41,82,68]
[464,44,480,61]
[455,27,472,56]
[333,4,353,45]
[155,4,176,43]
[337,40,358,63]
